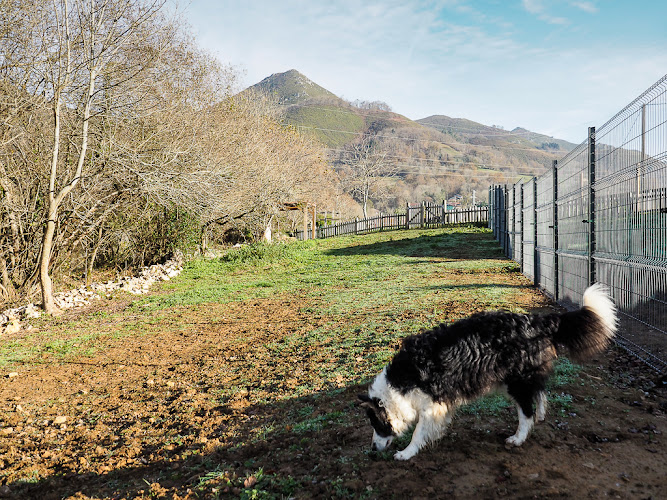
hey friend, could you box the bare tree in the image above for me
[132,89,331,250]
[24,0,172,313]
[339,134,394,218]
[0,0,338,311]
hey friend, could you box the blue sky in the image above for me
[184,0,666,143]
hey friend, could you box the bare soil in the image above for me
[1,288,666,499]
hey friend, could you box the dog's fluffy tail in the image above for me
[553,284,618,361]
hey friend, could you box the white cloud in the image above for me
[570,1,598,14]
[521,0,569,25]
[186,0,667,143]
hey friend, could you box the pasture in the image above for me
[0,227,664,499]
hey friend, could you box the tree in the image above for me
[30,0,172,313]
[339,134,394,218]
[132,89,331,250]
[0,0,337,311]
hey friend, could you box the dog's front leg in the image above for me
[535,391,547,422]
[394,408,449,460]
[394,416,428,460]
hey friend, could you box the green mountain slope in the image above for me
[245,70,577,209]
[418,115,577,153]
[251,69,343,105]
[247,70,417,148]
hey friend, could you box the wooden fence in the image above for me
[293,202,489,240]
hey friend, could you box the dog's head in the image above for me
[357,393,395,451]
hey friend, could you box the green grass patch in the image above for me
[547,358,581,388]
[459,358,584,418]
[460,393,513,417]
[1,227,536,387]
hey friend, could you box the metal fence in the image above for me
[293,203,488,240]
[489,74,667,374]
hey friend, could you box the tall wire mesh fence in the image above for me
[489,74,667,374]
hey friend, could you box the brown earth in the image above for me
[0,288,666,499]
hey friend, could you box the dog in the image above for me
[358,284,617,460]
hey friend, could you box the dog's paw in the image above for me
[505,435,525,447]
[394,449,416,461]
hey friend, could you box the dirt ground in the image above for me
[1,290,666,499]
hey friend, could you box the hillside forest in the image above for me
[0,0,573,309]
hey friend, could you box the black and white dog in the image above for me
[359,284,617,460]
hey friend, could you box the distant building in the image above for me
[446,194,464,210]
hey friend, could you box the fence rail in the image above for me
[489,73,667,374]
[293,203,488,240]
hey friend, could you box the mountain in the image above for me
[246,70,576,209]
[418,115,576,153]
[250,69,343,105]
[246,69,416,148]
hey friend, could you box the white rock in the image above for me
[24,304,41,319]
[2,321,20,335]
[1,256,184,325]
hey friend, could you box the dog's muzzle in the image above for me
[371,431,393,451]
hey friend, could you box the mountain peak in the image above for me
[249,69,341,105]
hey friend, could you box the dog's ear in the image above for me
[357,394,374,409]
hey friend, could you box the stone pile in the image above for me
[0,255,183,335]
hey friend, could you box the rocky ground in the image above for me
[0,229,665,499]
[0,294,665,499]
[0,256,183,336]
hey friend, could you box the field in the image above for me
[0,227,665,499]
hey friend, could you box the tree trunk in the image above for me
[86,226,104,285]
[362,183,369,218]
[39,214,60,314]
[0,257,14,299]
[199,224,208,255]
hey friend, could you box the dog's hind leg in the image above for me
[505,381,538,446]
[506,404,534,446]
[535,391,547,422]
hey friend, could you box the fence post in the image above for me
[503,185,509,255]
[533,177,538,286]
[494,186,500,240]
[303,205,309,240]
[355,217,359,235]
[588,126,596,286]
[553,160,559,301]
[405,203,410,230]
[499,186,504,246]
[312,204,317,239]
[498,186,503,240]
[488,187,492,229]
[520,182,524,272]
[511,184,516,260]
[420,201,425,228]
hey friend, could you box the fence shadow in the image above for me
[325,229,504,261]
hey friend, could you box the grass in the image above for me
[459,358,583,417]
[0,226,584,408]
[0,226,599,498]
[0,226,544,381]
[139,225,512,314]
